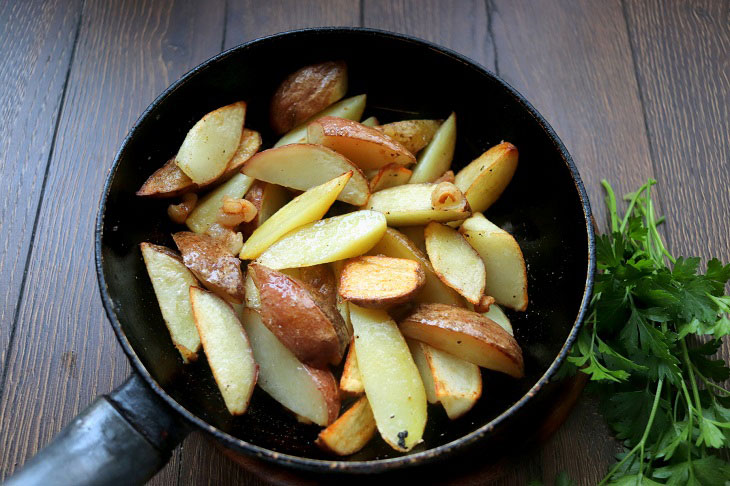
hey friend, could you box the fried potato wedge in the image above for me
[242,144,369,205]
[176,101,246,185]
[400,303,524,378]
[270,61,348,134]
[256,210,386,270]
[376,119,441,156]
[140,243,201,362]
[137,130,261,199]
[240,308,339,425]
[368,228,464,306]
[460,212,528,311]
[409,113,456,184]
[274,94,367,147]
[307,116,416,170]
[482,303,514,336]
[420,341,482,419]
[349,304,427,452]
[360,116,379,127]
[185,173,255,233]
[316,396,376,456]
[239,172,351,260]
[369,163,412,192]
[362,183,470,226]
[339,339,364,396]
[339,256,425,308]
[239,181,290,238]
[173,232,245,304]
[425,222,486,305]
[189,287,257,415]
[455,142,518,213]
[249,263,347,368]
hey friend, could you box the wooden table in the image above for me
[0,1,727,484]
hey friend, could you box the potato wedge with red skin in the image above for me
[375,119,441,155]
[172,232,245,304]
[400,303,524,378]
[425,222,486,305]
[316,396,376,455]
[189,287,257,415]
[240,308,339,425]
[248,263,347,368]
[339,339,364,396]
[368,163,412,192]
[138,129,262,199]
[176,101,246,185]
[308,116,416,170]
[242,144,369,206]
[270,61,348,134]
[339,256,425,308]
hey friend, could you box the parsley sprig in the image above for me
[560,179,730,485]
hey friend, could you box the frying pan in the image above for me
[5,28,595,485]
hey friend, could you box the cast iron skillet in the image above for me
[5,28,595,485]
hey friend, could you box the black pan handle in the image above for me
[4,374,189,486]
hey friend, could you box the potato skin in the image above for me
[400,303,524,377]
[249,263,346,368]
[339,256,425,308]
[172,232,245,304]
[270,61,348,134]
[306,366,341,425]
[376,119,441,154]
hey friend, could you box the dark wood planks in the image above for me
[0,0,225,483]
[223,0,360,47]
[362,0,492,70]
[0,0,81,386]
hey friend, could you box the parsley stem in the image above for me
[601,179,620,234]
[681,339,704,417]
[618,179,651,233]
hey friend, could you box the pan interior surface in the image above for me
[99,29,591,466]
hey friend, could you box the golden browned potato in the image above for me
[460,212,528,311]
[189,287,257,415]
[274,94,366,147]
[339,339,364,396]
[339,256,425,308]
[425,222,486,305]
[137,129,261,198]
[368,163,412,192]
[367,228,465,307]
[248,263,347,368]
[316,396,377,455]
[240,308,340,425]
[376,119,441,155]
[270,61,348,134]
[308,116,416,170]
[362,182,470,226]
[176,101,246,185]
[140,243,201,362]
[172,232,245,304]
[400,303,524,378]
[454,142,518,213]
[242,144,369,206]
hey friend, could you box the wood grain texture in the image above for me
[0,0,225,483]
[0,0,81,385]
[362,0,492,70]
[223,0,360,48]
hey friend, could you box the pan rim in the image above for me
[95,26,596,474]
